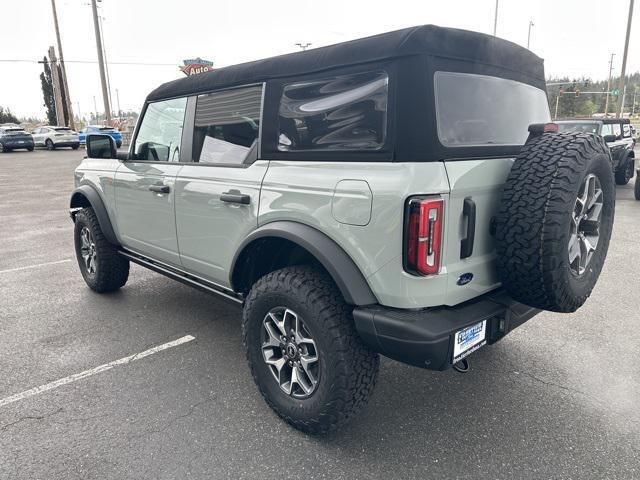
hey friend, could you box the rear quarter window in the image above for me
[434,72,550,147]
[277,71,388,152]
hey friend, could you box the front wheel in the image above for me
[74,207,129,292]
[242,266,379,434]
[615,157,634,185]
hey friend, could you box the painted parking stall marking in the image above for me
[0,259,72,275]
[0,335,196,408]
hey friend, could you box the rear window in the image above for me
[434,72,550,147]
[54,127,71,132]
[278,71,388,152]
[99,127,115,132]
[557,122,599,134]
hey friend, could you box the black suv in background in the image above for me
[0,126,34,152]
[557,118,636,185]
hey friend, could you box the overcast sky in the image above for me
[0,0,638,120]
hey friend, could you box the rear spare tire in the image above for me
[496,133,615,313]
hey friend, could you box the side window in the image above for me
[278,71,388,152]
[600,124,612,136]
[622,124,631,137]
[192,85,263,165]
[612,123,622,137]
[134,97,187,161]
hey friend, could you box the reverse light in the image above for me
[404,197,444,276]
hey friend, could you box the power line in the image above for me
[0,59,177,66]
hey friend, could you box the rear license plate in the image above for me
[453,320,487,363]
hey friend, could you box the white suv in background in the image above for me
[32,126,80,150]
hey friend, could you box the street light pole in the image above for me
[116,88,121,117]
[91,0,111,123]
[493,0,499,36]
[527,20,534,49]
[50,0,75,129]
[617,0,634,118]
[604,53,615,116]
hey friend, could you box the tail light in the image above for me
[404,196,444,276]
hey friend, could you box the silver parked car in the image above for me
[32,126,80,150]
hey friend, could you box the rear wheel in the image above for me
[74,207,129,292]
[615,157,634,185]
[0,142,6,153]
[496,133,615,312]
[45,139,55,151]
[242,266,379,434]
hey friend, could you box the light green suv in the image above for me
[70,25,615,433]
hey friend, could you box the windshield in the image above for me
[434,72,550,147]
[557,122,599,134]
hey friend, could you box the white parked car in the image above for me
[32,126,80,150]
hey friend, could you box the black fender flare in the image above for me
[230,221,378,306]
[70,185,119,245]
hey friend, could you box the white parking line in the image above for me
[0,259,73,274]
[0,335,196,408]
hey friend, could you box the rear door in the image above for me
[174,84,267,287]
[433,71,551,305]
[114,97,188,266]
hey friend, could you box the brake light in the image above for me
[404,197,444,276]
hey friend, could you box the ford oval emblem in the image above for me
[457,273,474,286]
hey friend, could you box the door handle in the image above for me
[149,184,170,194]
[220,191,251,205]
[460,197,476,259]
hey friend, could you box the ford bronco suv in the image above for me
[556,118,636,185]
[70,25,615,434]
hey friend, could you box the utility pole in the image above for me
[91,0,111,123]
[604,53,616,116]
[93,96,98,122]
[98,13,114,115]
[48,47,65,126]
[50,0,75,129]
[295,43,312,51]
[617,0,634,117]
[527,20,534,49]
[554,93,561,120]
[493,0,499,36]
[633,86,638,116]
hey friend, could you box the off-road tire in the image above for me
[635,174,640,201]
[615,157,634,185]
[495,133,615,312]
[74,207,129,292]
[242,266,379,434]
[45,139,55,151]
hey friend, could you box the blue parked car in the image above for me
[79,125,123,148]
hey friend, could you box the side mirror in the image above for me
[86,134,116,159]
[603,134,617,143]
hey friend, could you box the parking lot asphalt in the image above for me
[1,148,639,479]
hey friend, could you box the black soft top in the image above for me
[557,118,630,125]
[147,24,544,102]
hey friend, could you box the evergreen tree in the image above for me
[0,107,20,124]
[40,57,57,125]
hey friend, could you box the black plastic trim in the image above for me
[353,289,540,370]
[460,197,476,259]
[69,185,119,245]
[230,221,377,306]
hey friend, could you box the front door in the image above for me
[174,85,266,287]
[114,97,188,266]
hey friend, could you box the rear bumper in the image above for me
[53,141,80,148]
[3,139,33,148]
[353,289,540,370]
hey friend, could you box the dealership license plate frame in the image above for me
[452,320,487,363]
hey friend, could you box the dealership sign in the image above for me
[180,57,214,76]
